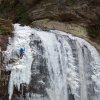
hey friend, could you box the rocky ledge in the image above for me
[31,19,100,52]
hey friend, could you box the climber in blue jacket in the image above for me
[19,48,25,58]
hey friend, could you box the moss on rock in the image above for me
[66,0,75,5]
[87,24,100,38]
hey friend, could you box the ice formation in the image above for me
[5,24,100,100]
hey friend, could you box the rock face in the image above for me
[29,0,100,24]
[0,0,99,48]
[0,18,13,100]
[0,18,13,50]
[0,0,100,24]
[0,49,10,100]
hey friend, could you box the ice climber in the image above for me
[19,48,25,58]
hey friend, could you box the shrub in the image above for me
[87,24,100,38]
[0,27,8,36]
[66,0,75,5]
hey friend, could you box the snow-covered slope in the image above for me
[4,24,100,100]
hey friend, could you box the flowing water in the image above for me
[4,24,100,100]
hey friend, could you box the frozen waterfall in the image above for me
[4,24,100,100]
